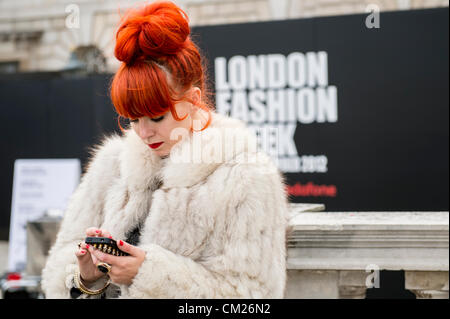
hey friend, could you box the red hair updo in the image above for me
[110,1,213,131]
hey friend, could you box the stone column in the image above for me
[285,270,340,298]
[338,270,368,299]
[285,270,370,299]
[405,271,449,299]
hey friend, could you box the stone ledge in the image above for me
[287,211,449,271]
[286,210,449,298]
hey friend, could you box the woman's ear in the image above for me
[188,87,206,131]
[191,86,201,105]
[188,87,201,114]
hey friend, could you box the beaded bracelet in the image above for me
[73,269,110,296]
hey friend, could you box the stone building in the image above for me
[0,0,448,73]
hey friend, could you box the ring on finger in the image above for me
[96,262,112,274]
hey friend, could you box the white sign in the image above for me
[8,159,81,272]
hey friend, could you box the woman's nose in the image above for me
[136,118,156,140]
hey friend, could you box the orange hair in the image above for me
[110,1,214,132]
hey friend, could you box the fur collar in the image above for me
[119,112,258,190]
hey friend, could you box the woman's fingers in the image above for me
[75,248,88,258]
[84,228,113,265]
[85,227,99,237]
[90,252,99,265]
[75,241,105,284]
[85,227,112,238]
[75,241,90,256]
[101,229,112,238]
[75,242,90,259]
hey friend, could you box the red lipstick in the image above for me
[149,142,163,149]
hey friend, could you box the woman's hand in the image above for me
[75,227,111,284]
[87,236,146,286]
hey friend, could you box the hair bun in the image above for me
[114,1,190,64]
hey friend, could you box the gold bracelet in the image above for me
[74,269,110,296]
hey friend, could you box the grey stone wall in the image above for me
[0,0,448,72]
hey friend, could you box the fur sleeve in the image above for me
[41,135,123,298]
[120,158,290,299]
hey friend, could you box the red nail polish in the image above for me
[95,230,100,233]
[86,244,90,249]
[119,240,124,246]
[109,236,113,239]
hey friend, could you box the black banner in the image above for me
[192,7,449,212]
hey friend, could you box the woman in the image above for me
[41,1,289,299]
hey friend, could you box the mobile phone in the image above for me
[85,237,129,256]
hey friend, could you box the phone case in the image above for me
[85,237,129,256]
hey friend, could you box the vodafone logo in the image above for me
[286,182,337,197]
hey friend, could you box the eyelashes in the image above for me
[151,116,164,122]
[129,115,164,124]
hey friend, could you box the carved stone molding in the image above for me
[286,210,449,299]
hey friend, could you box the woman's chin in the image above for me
[153,149,169,158]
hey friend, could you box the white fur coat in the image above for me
[41,112,289,298]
